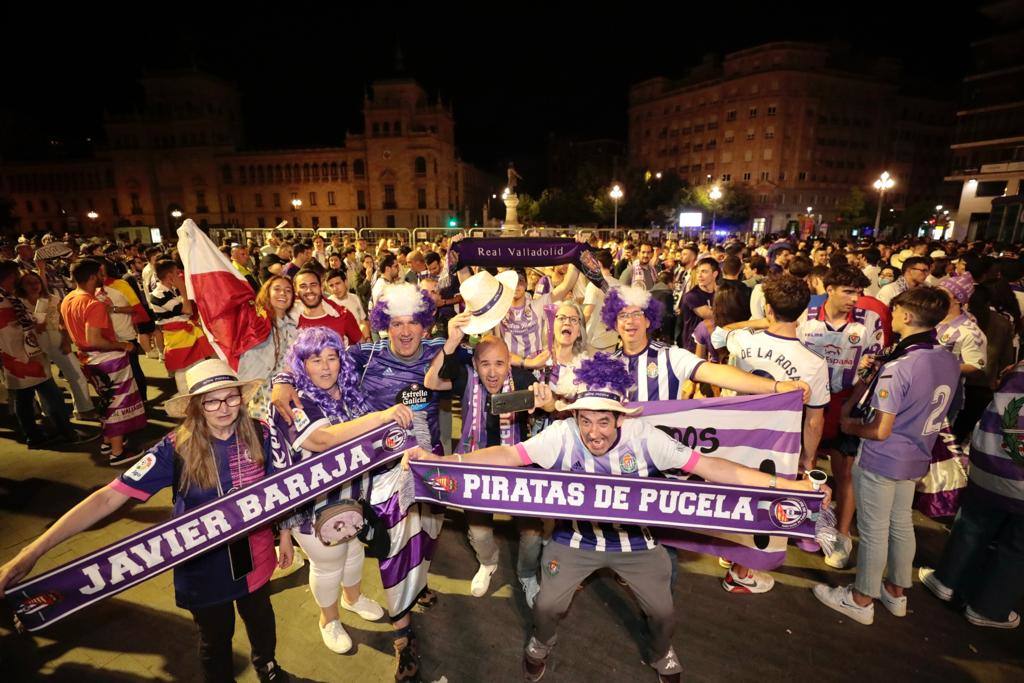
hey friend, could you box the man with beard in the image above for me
[271,282,446,681]
[619,242,657,289]
[292,268,362,346]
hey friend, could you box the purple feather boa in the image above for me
[573,352,635,397]
[600,286,664,332]
[285,327,371,418]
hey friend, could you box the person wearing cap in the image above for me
[148,259,217,395]
[424,296,551,605]
[876,255,932,307]
[0,359,292,683]
[231,243,260,293]
[936,274,987,424]
[406,353,829,683]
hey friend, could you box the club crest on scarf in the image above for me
[1001,396,1024,466]
[768,497,810,530]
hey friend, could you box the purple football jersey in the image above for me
[857,344,960,480]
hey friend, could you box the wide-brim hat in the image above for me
[555,390,642,416]
[34,241,73,261]
[459,269,519,335]
[164,358,263,418]
[891,248,914,269]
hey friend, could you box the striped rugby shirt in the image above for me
[148,281,189,326]
[516,418,701,552]
[613,340,704,401]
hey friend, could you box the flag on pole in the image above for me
[177,219,271,370]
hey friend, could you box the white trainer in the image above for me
[918,567,953,602]
[965,606,1021,629]
[341,593,385,621]
[319,620,353,654]
[470,563,498,597]
[812,584,874,625]
[824,534,853,569]
[878,583,907,617]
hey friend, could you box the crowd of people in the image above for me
[0,226,1022,682]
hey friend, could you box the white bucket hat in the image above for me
[164,359,263,418]
[459,270,519,335]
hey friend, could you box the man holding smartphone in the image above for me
[425,310,553,605]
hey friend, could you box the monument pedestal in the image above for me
[502,193,522,236]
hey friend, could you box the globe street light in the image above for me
[291,198,302,228]
[872,171,895,231]
[609,184,624,231]
[709,185,723,231]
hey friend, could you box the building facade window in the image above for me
[255,193,263,208]
[327,191,336,206]
[353,160,365,179]
[273,193,281,208]
[330,216,338,228]
[132,193,143,214]
[309,191,317,207]
[383,184,396,209]
[415,157,427,177]
[357,190,366,210]
[386,215,395,227]
[749,107,758,118]
[742,172,752,181]
[417,188,427,209]
[226,194,236,212]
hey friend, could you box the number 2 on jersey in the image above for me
[923,385,953,435]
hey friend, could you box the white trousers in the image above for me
[291,529,365,609]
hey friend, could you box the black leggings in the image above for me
[188,583,277,683]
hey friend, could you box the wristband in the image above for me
[769,473,777,489]
[271,371,295,387]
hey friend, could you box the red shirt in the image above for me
[298,298,362,346]
[61,289,117,351]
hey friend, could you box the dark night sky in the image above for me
[1,3,990,188]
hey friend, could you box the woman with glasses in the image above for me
[0,359,292,683]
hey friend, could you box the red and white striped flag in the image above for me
[177,219,271,370]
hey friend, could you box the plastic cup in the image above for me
[807,469,828,491]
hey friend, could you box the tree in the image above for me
[837,187,870,225]
[535,188,597,225]
[516,192,539,222]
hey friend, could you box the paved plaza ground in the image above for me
[1,357,1021,682]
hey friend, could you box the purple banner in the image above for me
[452,238,604,288]
[405,461,824,539]
[6,423,412,632]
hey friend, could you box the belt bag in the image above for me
[314,499,391,559]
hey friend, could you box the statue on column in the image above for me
[507,162,523,195]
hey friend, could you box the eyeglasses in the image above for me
[555,315,580,325]
[908,267,930,274]
[202,393,243,412]
[616,310,646,321]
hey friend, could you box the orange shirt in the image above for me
[61,289,116,351]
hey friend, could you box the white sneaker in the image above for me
[722,565,775,594]
[918,567,953,602]
[319,620,353,653]
[341,593,385,621]
[470,563,497,597]
[520,576,541,608]
[879,583,907,617]
[965,606,1021,629]
[812,584,874,625]
[824,534,853,569]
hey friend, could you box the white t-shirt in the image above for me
[330,292,366,323]
[749,283,766,319]
[725,328,830,408]
[862,265,880,296]
[100,285,138,342]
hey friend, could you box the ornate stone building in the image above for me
[0,71,495,239]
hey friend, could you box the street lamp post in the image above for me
[709,185,722,231]
[86,211,98,235]
[610,184,623,231]
[170,209,183,230]
[872,171,895,232]
[291,198,302,229]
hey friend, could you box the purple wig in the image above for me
[369,282,437,332]
[600,285,664,332]
[286,326,371,419]
[573,352,635,397]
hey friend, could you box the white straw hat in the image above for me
[555,387,642,416]
[459,270,519,335]
[164,359,262,418]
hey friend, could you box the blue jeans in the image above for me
[935,498,1024,621]
[14,378,73,442]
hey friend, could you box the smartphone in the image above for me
[488,389,535,415]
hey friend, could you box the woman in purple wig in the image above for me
[270,326,414,657]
